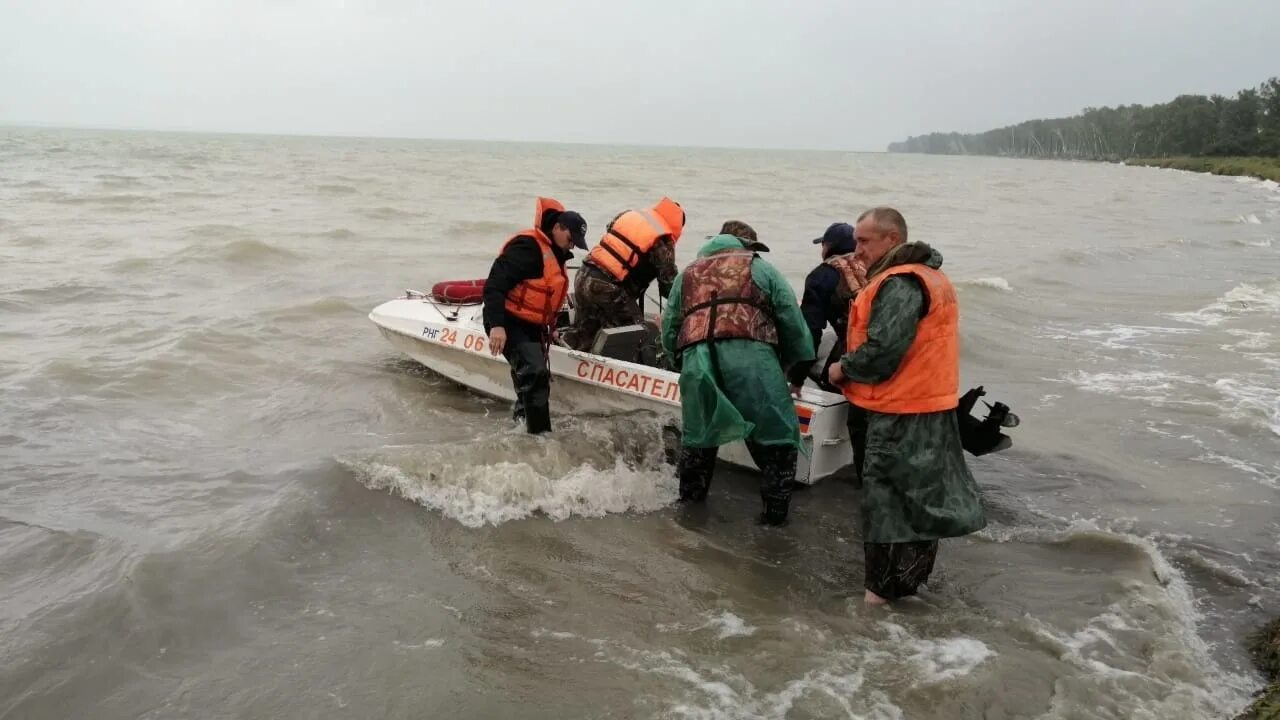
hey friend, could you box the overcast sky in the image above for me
[1,0,1276,151]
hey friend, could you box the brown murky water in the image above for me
[2,127,1279,719]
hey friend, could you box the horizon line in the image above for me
[0,120,887,155]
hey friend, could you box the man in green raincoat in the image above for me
[828,207,987,605]
[660,223,815,526]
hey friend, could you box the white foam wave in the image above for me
[658,611,759,640]
[533,532,1259,718]
[1233,236,1273,248]
[1060,369,1198,400]
[341,417,677,527]
[347,455,675,527]
[1234,214,1262,225]
[1179,549,1259,588]
[978,518,1259,716]
[1047,324,1198,352]
[705,612,756,640]
[1057,366,1280,437]
[1192,452,1279,487]
[1170,281,1280,326]
[882,622,996,684]
[1214,378,1280,437]
[1222,329,1273,351]
[392,639,444,650]
[1232,176,1280,194]
[530,628,918,719]
[1145,419,1279,488]
[532,628,580,641]
[962,277,1013,292]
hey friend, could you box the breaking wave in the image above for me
[1041,323,1197,353]
[529,619,993,719]
[1214,377,1280,437]
[1060,367,1280,437]
[960,277,1013,292]
[1169,281,1280,327]
[339,415,677,527]
[1233,236,1273,248]
[978,519,1259,718]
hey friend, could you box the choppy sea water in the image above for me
[2,128,1279,719]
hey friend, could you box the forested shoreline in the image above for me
[889,77,1280,180]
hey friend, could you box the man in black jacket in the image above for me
[482,200,587,433]
[787,222,866,395]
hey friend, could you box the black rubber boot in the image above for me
[507,339,552,434]
[759,498,790,527]
[678,446,717,502]
[525,403,552,435]
[747,442,796,527]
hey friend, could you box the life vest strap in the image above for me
[683,294,770,315]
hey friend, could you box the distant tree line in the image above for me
[888,76,1280,160]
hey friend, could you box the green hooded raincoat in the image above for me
[660,235,815,450]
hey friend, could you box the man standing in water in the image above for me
[661,225,814,525]
[828,207,986,605]
[483,197,588,434]
[788,221,867,394]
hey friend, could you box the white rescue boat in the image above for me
[369,283,853,484]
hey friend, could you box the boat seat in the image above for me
[587,321,672,370]
[590,324,648,362]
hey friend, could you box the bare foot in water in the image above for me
[864,590,889,606]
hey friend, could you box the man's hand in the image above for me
[789,384,803,398]
[488,327,507,356]
[827,363,845,386]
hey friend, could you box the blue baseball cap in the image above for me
[812,222,854,245]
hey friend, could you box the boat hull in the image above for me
[369,297,853,484]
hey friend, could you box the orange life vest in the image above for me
[502,197,569,327]
[587,197,684,282]
[843,263,959,414]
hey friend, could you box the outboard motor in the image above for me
[957,386,1020,456]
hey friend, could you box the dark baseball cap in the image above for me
[812,222,854,245]
[556,210,588,250]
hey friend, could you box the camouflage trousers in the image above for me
[564,268,643,352]
[848,405,938,599]
[863,540,938,600]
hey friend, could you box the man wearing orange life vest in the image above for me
[482,197,588,434]
[563,197,685,352]
[828,207,986,606]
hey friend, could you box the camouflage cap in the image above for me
[715,220,769,252]
[719,220,757,241]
